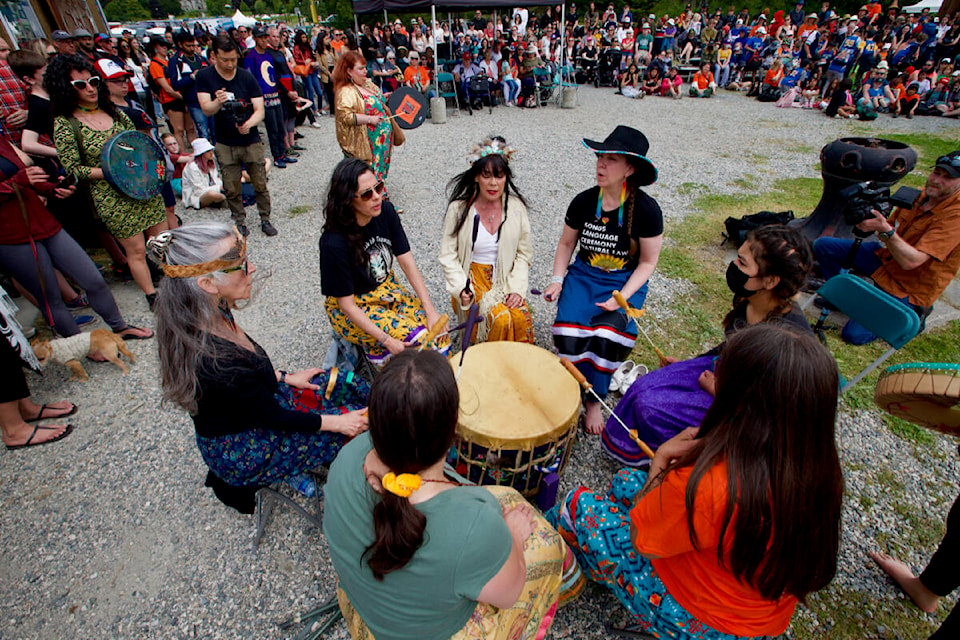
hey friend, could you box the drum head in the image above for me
[387,87,428,130]
[100,130,166,201]
[452,342,581,449]
[875,363,960,436]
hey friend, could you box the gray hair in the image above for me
[148,222,240,413]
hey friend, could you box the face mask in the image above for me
[376,57,384,64]
[725,261,760,298]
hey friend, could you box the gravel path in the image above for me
[2,87,958,640]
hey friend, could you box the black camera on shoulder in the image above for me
[839,181,922,236]
[221,99,253,131]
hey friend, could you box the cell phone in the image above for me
[58,173,78,188]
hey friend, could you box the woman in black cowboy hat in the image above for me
[543,125,663,435]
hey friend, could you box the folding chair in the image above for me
[253,468,326,549]
[555,63,580,107]
[808,273,921,393]
[436,71,461,117]
[533,67,557,107]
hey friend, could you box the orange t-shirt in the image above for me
[630,463,797,637]
[403,65,430,88]
[693,70,714,90]
[149,57,175,103]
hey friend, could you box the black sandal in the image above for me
[25,403,78,423]
[5,424,75,450]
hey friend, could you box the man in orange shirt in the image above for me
[689,62,715,97]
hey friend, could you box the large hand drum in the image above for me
[101,130,166,201]
[875,363,960,436]
[387,87,428,129]
[450,342,581,496]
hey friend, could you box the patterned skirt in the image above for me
[325,271,451,367]
[552,259,647,400]
[453,262,534,344]
[545,469,745,640]
[602,355,715,466]
[338,485,566,640]
[196,372,369,487]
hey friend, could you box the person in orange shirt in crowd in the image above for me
[796,12,819,41]
[402,50,435,99]
[689,61,715,97]
[546,323,843,639]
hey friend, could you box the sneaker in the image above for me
[65,293,90,310]
[310,121,323,128]
[260,220,278,236]
[291,143,306,151]
[294,132,304,139]
[75,314,97,327]
[238,224,249,237]
[285,148,301,157]
[273,159,287,169]
[281,155,298,164]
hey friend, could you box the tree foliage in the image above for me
[104,0,150,21]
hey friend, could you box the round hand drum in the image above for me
[450,342,581,496]
[875,363,960,436]
[101,130,166,201]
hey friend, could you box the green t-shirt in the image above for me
[636,33,653,51]
[323,434,513,640]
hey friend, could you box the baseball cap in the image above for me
[72,28,92,38]
[95,33,110,43]
[52,30,73,41]
[934,152,960,178]
[94,58,132,80]
[252,25,269,38]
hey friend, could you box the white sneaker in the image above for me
[310,121,323,129]
[609,360,636,393]
[619,363,649,393]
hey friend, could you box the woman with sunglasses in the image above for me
[150,221,368,497]
[320,158,448,368]
[48,54,168,313]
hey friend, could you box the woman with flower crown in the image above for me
[324,350,567,640]
[438,137,534,344]
[542,126,663,435]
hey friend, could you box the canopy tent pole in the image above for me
[354,13,359,36]
[560,4,565,68]
[384,9,388,25]
[432,4,438,79]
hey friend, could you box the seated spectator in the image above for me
[619,62,642,98]
[161,132,189,196]
[642,65,662,94]
[635,23,653,65]
[918,78,951,115]
[517,46,542,107]
[181,137,225,210]
[714,42,733,87]
[892,82,921,118]
[689,62,715,97]
[824,78,857,118]
[939,76,960,117]
[402,51,434,100]
[452,50,482,109]
[660,66,683,98]
[499,54,520,106]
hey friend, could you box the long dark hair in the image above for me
[445,138,527,236]
[44,54,119,119]
[661,324,843,602]
[722,224,813,328]
[322,158,373,268]
[363,350,460,580]
[294,30,312,56]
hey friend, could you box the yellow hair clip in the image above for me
[381,472,422,498]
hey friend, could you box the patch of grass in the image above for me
[746,152,770,166]
[676,182,708,196]
[287,204,312,219]
[884,133,958,167]
[785,142,815,155]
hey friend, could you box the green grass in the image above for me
[287,204,313,219]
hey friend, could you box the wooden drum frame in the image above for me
[875,362,960,437]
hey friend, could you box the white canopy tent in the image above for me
[903,0,943,13]
[231,10,257,27]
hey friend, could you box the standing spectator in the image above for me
[148,37,191,150]
[293,30,322,116]
[266,27,302,163]
[167,32,210,143]
[0,39,27,146]
[51,31,77,57]
[73,29,96,63]
[196,34,275,238]
[317,34,336,116]
[244,26,290,169]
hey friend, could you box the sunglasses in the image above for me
[71,77,101,90]
[355,181,386,201]
[220,258,249,275]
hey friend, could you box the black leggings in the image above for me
[0,332,29,404]
[922,488,960,639]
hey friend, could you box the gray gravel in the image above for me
[2,87,958,640]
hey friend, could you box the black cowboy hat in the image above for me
[582,125,657,186]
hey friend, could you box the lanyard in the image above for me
[595,182,627,228]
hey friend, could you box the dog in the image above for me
[31,329,136,381]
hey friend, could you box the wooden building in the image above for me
[0,0,108,46]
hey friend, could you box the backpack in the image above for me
[723,210,795,246]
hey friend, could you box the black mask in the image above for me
[726,261,759,298]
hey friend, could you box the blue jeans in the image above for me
[188,104,213,143]
[300,72,323,111]
[812,237,922,345]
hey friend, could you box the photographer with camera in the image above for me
[813,151,960,344]
[197,34,275,238]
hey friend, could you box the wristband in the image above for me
[278,370,287,384]
[550,275,565,285]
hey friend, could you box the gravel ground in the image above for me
[2,87,958,640]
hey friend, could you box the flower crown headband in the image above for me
[467,138,517,165]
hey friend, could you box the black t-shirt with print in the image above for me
[195,66,262,147]
[564,185,663,271]
[319,201,411,297]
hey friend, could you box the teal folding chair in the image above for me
[810,273,921,393]
[533,67,557,107]
[436,71,461,116]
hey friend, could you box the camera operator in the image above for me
[196,33,276,238]
[813,151,960,344]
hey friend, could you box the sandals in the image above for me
[5,424,74,451]
[114,325,154,340]
[25,403,78,423]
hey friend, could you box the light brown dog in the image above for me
[31,329,136,381]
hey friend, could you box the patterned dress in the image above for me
[53,111,165,239]
[360,90,393,184]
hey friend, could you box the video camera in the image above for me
[221,99,253,131]
[838,181,922,229]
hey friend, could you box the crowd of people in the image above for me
[1,5,960,640]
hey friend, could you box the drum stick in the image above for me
[418,314,449,351]
[560,358,656,460]
[612,290,670,368]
